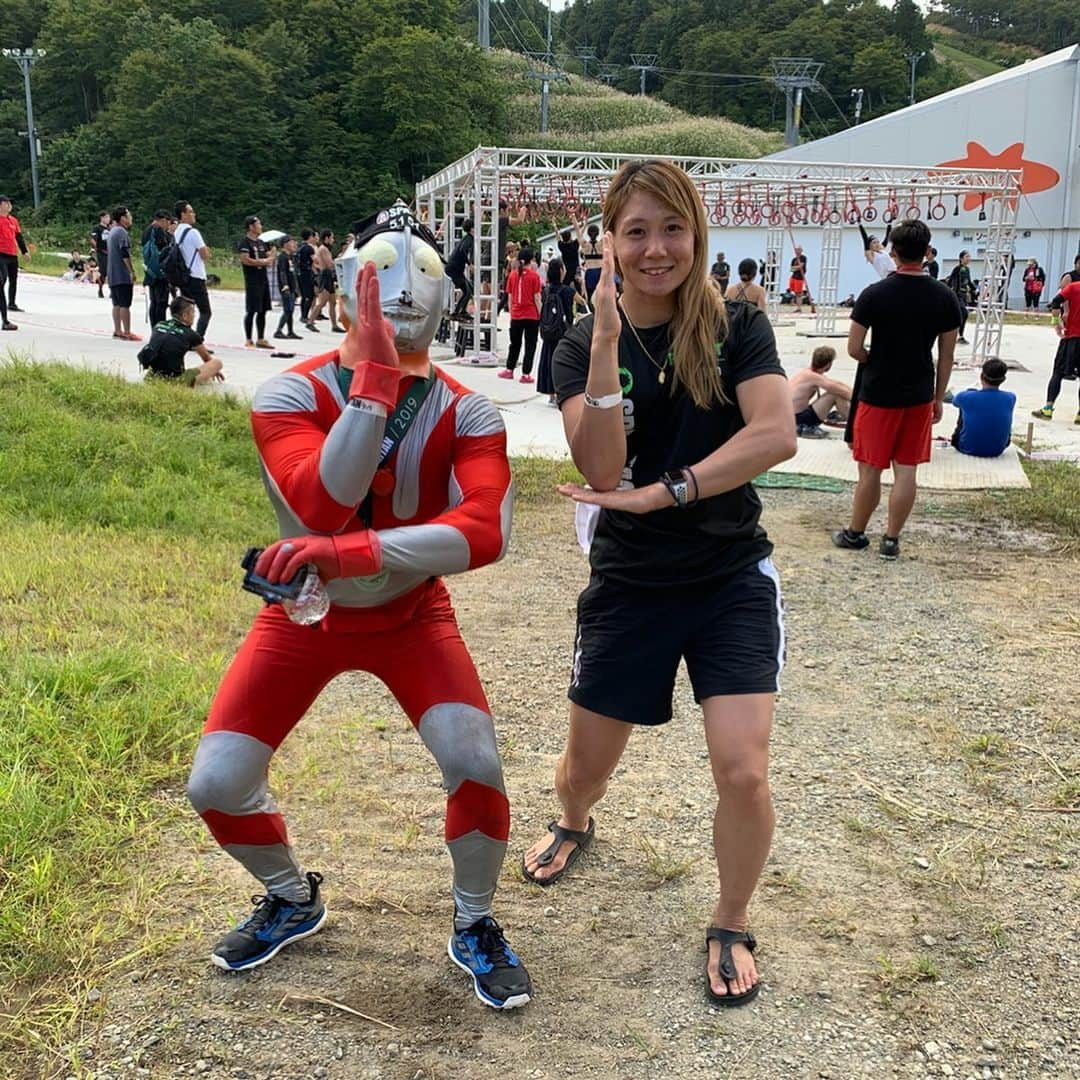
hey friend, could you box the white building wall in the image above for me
[762,46,1080,305]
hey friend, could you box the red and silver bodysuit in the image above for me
[187,347,514,923]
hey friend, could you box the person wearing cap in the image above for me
[0,195,29,313]
[237,214,275,349]
[273,235,302,340]
[186,201,533,1011]
[142,210,175,326]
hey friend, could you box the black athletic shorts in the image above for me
[318,268,337,293]
[110,283,134,308]
[794,405,819,427]
[568,557,785,726]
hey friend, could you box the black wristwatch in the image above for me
[659,468,691,509]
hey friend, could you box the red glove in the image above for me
[255,530,382,584]
[339,261,400,411]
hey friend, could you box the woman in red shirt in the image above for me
[499,246,542,383]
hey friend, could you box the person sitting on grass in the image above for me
[65,249,89,282]
[950,359,1015,457]
[137,296,224,386]
[790,345,851,438]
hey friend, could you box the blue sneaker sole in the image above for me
[211,906,328,972]
[446,938,532,1010]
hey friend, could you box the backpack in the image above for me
[539,285,566,344]
[142,232,164,281]
[160,225,194,288]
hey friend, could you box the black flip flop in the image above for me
[705,927,761,1007]
[521,818,595,887]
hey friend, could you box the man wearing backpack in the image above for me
[174,201,213,337]
[142,210,175,326]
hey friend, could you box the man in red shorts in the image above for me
[832,220,961,560]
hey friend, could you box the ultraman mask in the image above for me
[336,202,450,353]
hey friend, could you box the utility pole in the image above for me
[629,53,659,97]
[3,47,46,209]
[576,46,597,79]
[770,57,823,147]
[477,0,490,49]
[525,53,567,134]
[851,87,865,124]
[906,51,925,106]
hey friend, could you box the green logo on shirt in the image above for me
[619,366,633,395]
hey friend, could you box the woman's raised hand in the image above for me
[592,233,620,343]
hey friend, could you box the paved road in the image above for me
[4,273,1078,459]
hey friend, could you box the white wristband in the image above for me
[583,390,623,410]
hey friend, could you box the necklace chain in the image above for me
[617,299,671,384]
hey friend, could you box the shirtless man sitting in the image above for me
[790,346,851,437]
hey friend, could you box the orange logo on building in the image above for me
[935,142,1060,208]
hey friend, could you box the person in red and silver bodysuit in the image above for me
[187,203,532,1010]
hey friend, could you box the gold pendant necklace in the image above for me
[617,298,671,384]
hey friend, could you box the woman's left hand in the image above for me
[556,482,672,514]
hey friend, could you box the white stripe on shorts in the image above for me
[756,556,786,693]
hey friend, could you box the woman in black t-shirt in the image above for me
[521,159,796,1008]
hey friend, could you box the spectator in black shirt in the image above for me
[710,251,730,294]
[90,210,111,299]
[237,214,275,348]
[296,228,317,325]
[446,219,474,318]
[138,295,224,385]
[833,220,961,561]
[924,246,939,280]
[273,235,302,339]
[142,209,174,326]
[552,215,582,287]
[521,159,795,1010]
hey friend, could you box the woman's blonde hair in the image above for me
[602,159,729,408]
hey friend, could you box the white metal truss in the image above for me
[416,147,1020,367]
[814,222,843,335]
[763,226,785,322]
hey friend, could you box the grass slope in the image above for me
[490,50,781,159]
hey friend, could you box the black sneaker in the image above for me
[273,330,287,339]
[448,915,533,1010]
[211,872,326,972]
[797,424,828,439]
[8,303,23,312]
[832,528,869,550]
[879,536,901,561]
[957,336,969,344]
[1,322,16,331]
[305,322,319,332]
[287,332,303,339]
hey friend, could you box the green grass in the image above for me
[21,250,247,290]
[931,38,1003,80]
[489,48,780,160]
[968,459,1080,543]
[0,360,581,1062]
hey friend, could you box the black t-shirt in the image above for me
[297,242,315,275]
[553,302,785,588]
[446,232,473,273]
[711,260,730,281]
[851,274,963,408]
[68,258,86,273]
[237,236,269,289]
[143,319,203,378]
[277,250,297,292]
[558,238,580,279]
[925,259,939,280]
[91,223,109,256]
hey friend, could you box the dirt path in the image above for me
[46,490,1079,1080]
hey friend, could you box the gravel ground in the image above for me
[35,488,1080,1080]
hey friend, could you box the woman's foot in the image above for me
[519,374,534,384]
[498,369,514,379]
[706,916,759,1002]
[522,818,593,884]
